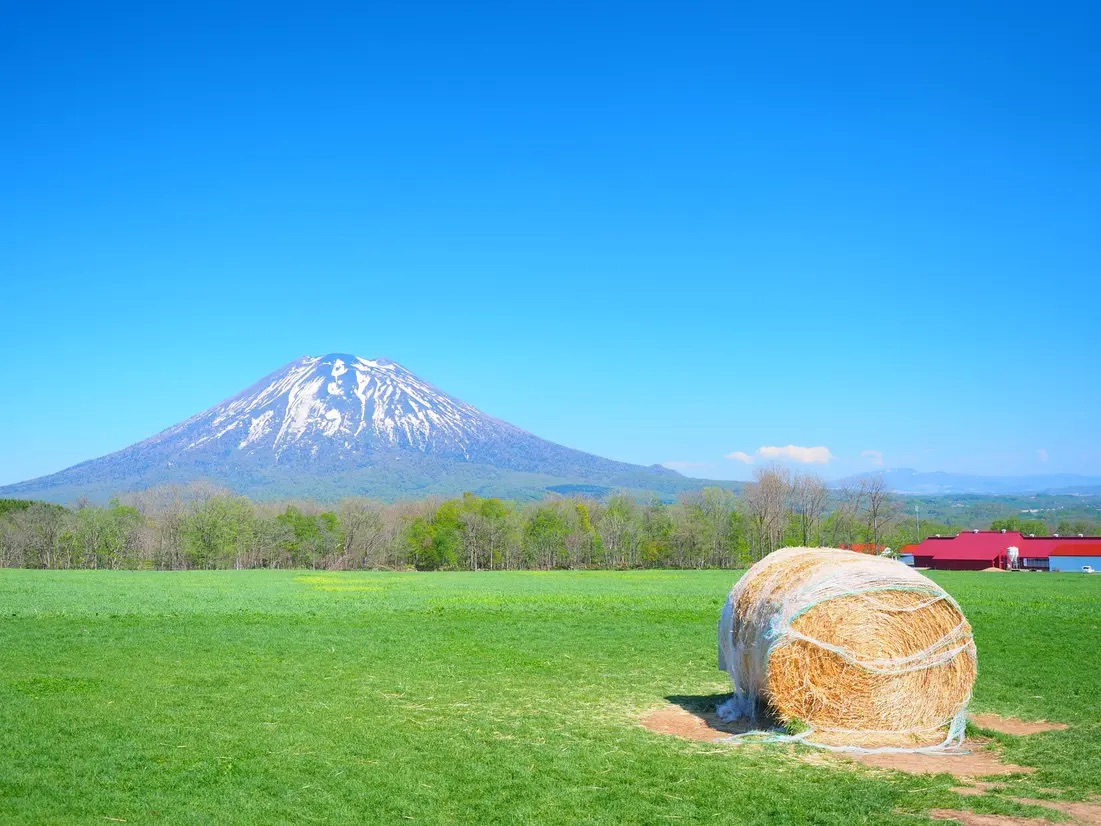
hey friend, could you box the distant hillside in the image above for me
[834,468,1101,496]
[0,354,735,504]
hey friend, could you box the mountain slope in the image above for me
[0,354,711,503]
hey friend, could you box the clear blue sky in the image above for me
[2,1,1099,486]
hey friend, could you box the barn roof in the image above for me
[910,531,1101,561]
[915,531,1018,561]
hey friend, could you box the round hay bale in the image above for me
[717,547,977,749]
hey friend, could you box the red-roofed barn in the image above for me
[909,531,1100,571]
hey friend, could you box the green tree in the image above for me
[69,501,142,569]
[1054,519,1097,536]
[524,504,571,569]
[599,495,640,568]
[640,497,674,567]
[403,501,462,571]
[990,517,1048,536]
[180,497,258,569]
[276,506,343,568]
[566,501,603,567]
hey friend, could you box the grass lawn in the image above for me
[1,569,1098,824]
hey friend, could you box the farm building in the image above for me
[840,543,914,565]
[909,531,1101,571]
[897,545,919,565]
[1048,542,1101,573]
[839,543,887,554]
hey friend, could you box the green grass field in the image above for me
[1,570,1098,824]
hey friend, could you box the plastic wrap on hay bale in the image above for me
[717,547,977,751]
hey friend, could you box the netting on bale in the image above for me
[716,547,977,753]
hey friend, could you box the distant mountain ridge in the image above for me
[833,468,1101,496]
[0,354,716,503]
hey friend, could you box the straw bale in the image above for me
[718,547,977,748]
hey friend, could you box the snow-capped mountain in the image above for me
[150,354,527,462]
[0,354,697,502]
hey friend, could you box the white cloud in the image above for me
[758,445,833,464]
[724,451,755,464]
[1037,449,1049,462]
[861,449,884,466]
[726,445,834,465]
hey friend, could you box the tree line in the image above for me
[3,469,1086,572]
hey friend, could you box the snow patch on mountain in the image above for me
[155,353,514,461]
[239,410,275,449]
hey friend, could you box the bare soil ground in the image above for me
[639,705,1037,778]
[929,797,1101,825]
[640,705,1100,824]
[969,714,1070,736]
[845,747,1033,778]
[928,811,1046,825]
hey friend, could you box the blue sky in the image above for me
[2,1,1099,486]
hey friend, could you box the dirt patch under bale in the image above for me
[639,704,754,742]
[969,714,1070,736]
[639,705,1042,778]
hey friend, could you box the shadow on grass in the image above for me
[665,693,730,715]
[662,693,782,737]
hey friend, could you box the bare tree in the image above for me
[460,508,486,571]
[20,503,68,568]
[0,509,33,567]
[822,484,860,548]
[597,495,637,569]
[860,475,897,550]
[742,466,792,560]
[337,498,385,569]
[791,472,828,547]
[698,487,740,567]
